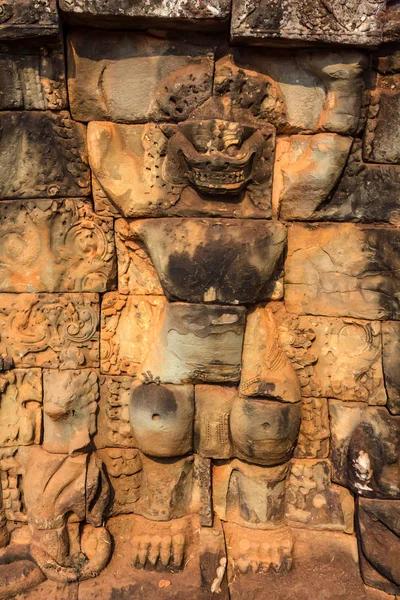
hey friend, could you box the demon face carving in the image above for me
[163,118,275,199]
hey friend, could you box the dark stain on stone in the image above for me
[166,241,263,304]
[130,383,177,417]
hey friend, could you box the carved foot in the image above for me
[224,524,294,575]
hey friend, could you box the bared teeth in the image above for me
[192,168,245,185]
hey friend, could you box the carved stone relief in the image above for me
[1,7,400,600]
[0,293,100,368]
[0,112,90,199]
[0,199,116,292]
[0,0,59,40]
[0,44,66,110]
[285,223,400,320]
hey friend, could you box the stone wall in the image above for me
[0,2,400,599]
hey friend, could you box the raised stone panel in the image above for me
[285,223,400,320]
[287,316,386,404]
[0,45,66,110]
[0,0,59,40]
[283,139,400,224]
[0,199,116,293]
[286,459,354,533]
[231,0,386,48]
[364,73,400,164]
[101,293,166,376]
[68,30,214,123]
[96,376,137,449]
[294,397,330,459]
[43,369,99,454]
[96,448,142,516]
[60,0,231,28]
[115,220,163,296]
[0,112,90,199]
[130,219,286,304]
[88,120,274,219]
[274,134,353,220]
[0,293,100,368]
[0,370,42,448]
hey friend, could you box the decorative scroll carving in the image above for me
[0,293,99,369]
[0,200,116,293]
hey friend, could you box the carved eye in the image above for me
[0,3,13,24]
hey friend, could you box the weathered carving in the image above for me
[240,305,301,402]
[130,219,286,304]
[231,0,386,47]
[284,139,400,224]
[140,303,246,384]
[286,459,354,532]
[0,44,66,110]
[42,369,98,454]
[0,200,116,293]
[0,293,99,369]
[285,223,400,320]
[364,74,400,164]
[0,112,90,199]
[0,0,59,40]
[294,397,330,459]
[20,446,111,582]
[274,134,353,220]
[96,376,137,448]
[0,369,42,448]
[382,321,400,415]
[115,220,162,296]
[97,448,142,516]
[68,30,214,123]
[60,0,231,27]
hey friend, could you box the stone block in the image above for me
[0,448,25,521]
[275,134,353,221]
[357,497,400,595]
[0,293,99,369]
[231,0,386,48]
[0,199,116,293]
[131,219,286,304]
[288,316,385,404]
[212,50,366,136]
[364,73,400,164]
[285,223,400,320]
[329,401,400,498]
[0,44,66,110]
[0,112,90,199]
[88,120,274,219]
[0,369,42,448]
[227,528,389,600]
[289,139,400,224]
[213,460,289,528]
[194,385,235,459]
[294,397,330,459]
[0,0,59,40]
[60,0,231,29]
[43,369,99,455]
[115,220,162,296]
[240,305,301,402]
[96,376,136,449]
[129,382,194,457]
[230,397,301,466]
[286,459,354,533]
[141,303,246,384]
[100,293,166,376]
[96,448,142,516]
[382,321,400,415]
[223,522,294,574]
[68,29,214,123]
